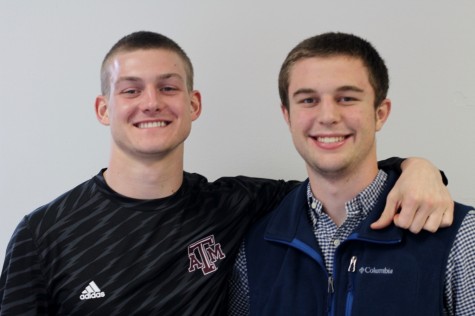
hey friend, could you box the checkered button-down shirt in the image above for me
[307,170,388,273]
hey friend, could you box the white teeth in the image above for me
[317,136,345,144]
[137,121,167,128]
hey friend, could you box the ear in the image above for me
[281,104,291,127]
[95,95,110,126]
[189,90,202,121]
[375,99,391,131]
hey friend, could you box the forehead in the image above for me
[289,55,371,91]
[107,48,187,82]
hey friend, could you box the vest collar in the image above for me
[264,170,403,251]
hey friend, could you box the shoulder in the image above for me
[184,172,298,195]
[452,203,475,243]
[24,176,99,237]
[452,202,475,230]
[246,180,308,237]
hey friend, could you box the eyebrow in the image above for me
[156,73,184,81]
[115,73,184,85]
[336,85,364,93]
[292,88,317,99]
[292,85,364,99]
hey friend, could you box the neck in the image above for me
[308,162,379,226]
[104,146,185,200]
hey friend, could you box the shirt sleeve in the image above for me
[229,176,299,224]
[444,209,475,315]
[377,157,448,185]
[0,216,49,315]
[228,241,250,316]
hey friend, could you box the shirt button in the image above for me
[333,239,341,247]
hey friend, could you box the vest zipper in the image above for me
[327,274,334,315]
[348,256,357,272]
[345,256,357,316]
[328,275,334,293]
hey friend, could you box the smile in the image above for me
[316,136,346,144]
[136,121,168,129]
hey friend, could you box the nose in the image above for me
[141,86,162,113]
[318,97,340,125]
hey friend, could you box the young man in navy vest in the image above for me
[229,32,475,315]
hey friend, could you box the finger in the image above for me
[420,197,453,232]
[440,203,454,227]
[419,210,443,233]
[412,199,453,233]
[406,206,429,234]
[371,194,400,230]
[370,212,394,230]
[406,202,443,234]
[393,200,418,230]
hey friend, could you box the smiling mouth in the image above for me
[136,121,169,129]
[316,136,346,144]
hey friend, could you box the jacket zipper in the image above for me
[345,256,357,316]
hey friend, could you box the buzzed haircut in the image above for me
[100,31,194,95]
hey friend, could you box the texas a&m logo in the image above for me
[188,235,226,275]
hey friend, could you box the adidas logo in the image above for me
[79,281,106,300]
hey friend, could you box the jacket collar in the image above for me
[264,170,403,252]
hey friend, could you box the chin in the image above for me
[313,161,349,175]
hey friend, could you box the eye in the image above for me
[338,96,358,103]
[299,97,319,105]
[159,85,181,95]
[160,86,178,92]
[121,88,140,95]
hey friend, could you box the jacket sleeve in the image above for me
[377,157,448,185]
[0,217,49,315]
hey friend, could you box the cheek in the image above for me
[114,103,138,120]
[169,96,189,113]
[351,109,375,127]
[292,112,314,131]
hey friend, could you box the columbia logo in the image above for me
[358,266,393,275]
[79,281,106,300]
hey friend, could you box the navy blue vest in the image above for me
[245,171,470,315]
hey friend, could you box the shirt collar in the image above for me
[307,170,388,218]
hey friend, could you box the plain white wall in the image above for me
[1,0,474,269]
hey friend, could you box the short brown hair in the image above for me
[100,31,194,95]
[279,32,389,110]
